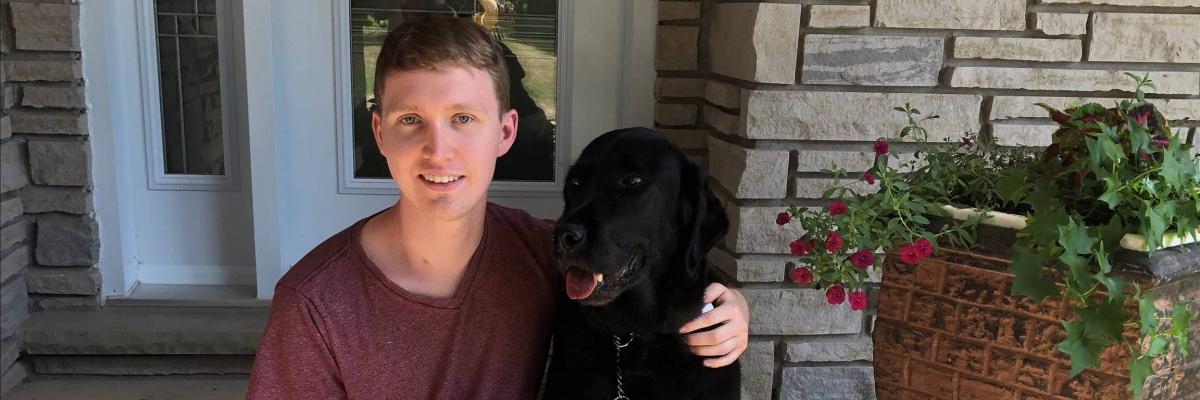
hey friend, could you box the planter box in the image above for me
[871,207,1200,399]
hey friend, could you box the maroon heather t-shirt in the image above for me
[246,203,560,400]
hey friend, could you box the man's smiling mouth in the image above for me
[420,174,464,184]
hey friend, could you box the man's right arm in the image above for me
[246,286,347,399]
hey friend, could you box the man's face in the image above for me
[372,65,517,221]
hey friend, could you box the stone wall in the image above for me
[0,0,99,394]
[654,0,1199,398]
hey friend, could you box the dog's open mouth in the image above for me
[563,255,640,301]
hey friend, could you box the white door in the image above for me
[247,0,655,297]
[89,0,257,295]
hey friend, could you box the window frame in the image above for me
[332,0,572,197]
[135,0,243,191]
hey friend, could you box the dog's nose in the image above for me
[554,224,586,253]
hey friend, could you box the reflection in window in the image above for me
[155,0,225,175]
[349,0,558,182]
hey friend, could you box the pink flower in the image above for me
[826,285,846,305]
[862,172,876,185]
[873,139,889,156]
[789,239,811,257]
[791,267,813,286]
[1151,138,1170,148]
[827,201,848,216]
[849,290,868,311]
[899,245,923,265]
[776,212,791,226]
[849,249,873,269]
[825,232,843,254]
[962,137,973,146]
[914,238,933,258]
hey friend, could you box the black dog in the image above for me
[543,127,740,400]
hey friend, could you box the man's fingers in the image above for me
[683,319,740,347]
[702,346,743,368]
[689,335,739,357]
[679,303,734,334]
[702,282,728,305]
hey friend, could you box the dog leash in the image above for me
[612,333,636,400]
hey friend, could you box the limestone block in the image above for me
[656,26,699,71]
[954,37,1082,62]
[780,365,877,400]
[745,288,862,335]
[10,111,88,135]
[710,3,802,84]
[658,1,701,21]
[1089,13,1200,63]
[704,81,740,109]
[809,5,870,28]
[20,186,91,215]
[35,214,99,267]
[951,67,1199,95]
[1036,13,1088,35]
[655,103,698,126]
[25,267,99,295]
[786,336,874,362]
[28,140,91,186]
[10,3,80,51]
[20,86,84,110]
[876,0,1024,30]
[725,205,806,254]
[707,137,789,199]
[709,248,787,282]
[742,91,982,141]
[741,341,775,400]
[655,78,706,98]
[0,141,29,194]
[1,60,82,82]
[803,35,943,86]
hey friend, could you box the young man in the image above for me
[247,16,749,399]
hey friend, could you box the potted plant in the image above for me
[778,75,1197,398]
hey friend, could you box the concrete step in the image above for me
[6,375,248,400]
[27,355,253,375]
[24,307,267,356]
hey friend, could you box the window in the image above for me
[345,0,560,186]
[141,0,239,190]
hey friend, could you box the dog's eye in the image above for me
[621,175,644,187]
[569,177,582,187]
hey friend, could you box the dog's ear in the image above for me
[679,156,729,280]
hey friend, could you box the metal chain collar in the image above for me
[612,334,637,400]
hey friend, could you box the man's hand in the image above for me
[679,283,750,368]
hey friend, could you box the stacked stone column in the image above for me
[1,0,100,393]
[654,0,1199,398]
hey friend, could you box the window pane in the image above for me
[155,0,225,175]
[349,0,558,182]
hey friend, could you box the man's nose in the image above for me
[421,122,455,161]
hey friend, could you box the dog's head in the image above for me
[554,127,728,306]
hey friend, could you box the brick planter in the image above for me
[871,223,1199,399]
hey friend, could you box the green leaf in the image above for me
[1060,251,1096,290]
[1171,303,1193,357]
[1096,214,1126,250]
[1129,354,1153,397]
[1139,291,1157,336]
[997,169,1029,204]
[1161,140,1189,189]
[1058,320,1108,377]
[1078,299,1130,342]
[1010,247,1059,302]
[1058,218,1093,256]
[1147,336,1169,357]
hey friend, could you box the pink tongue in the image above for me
[565,269,600,300]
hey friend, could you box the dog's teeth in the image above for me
[594,273,604,283]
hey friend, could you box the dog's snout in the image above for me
[554,224,586,253]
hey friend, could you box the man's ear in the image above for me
[497,108,519,157]
[371,110,385,152]
[680,156,729,280]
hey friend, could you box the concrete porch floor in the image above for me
[7,375,248,400]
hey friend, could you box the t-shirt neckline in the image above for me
[351,206,492,309]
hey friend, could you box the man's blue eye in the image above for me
[455,115,473,124]
[400,116,418,125]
